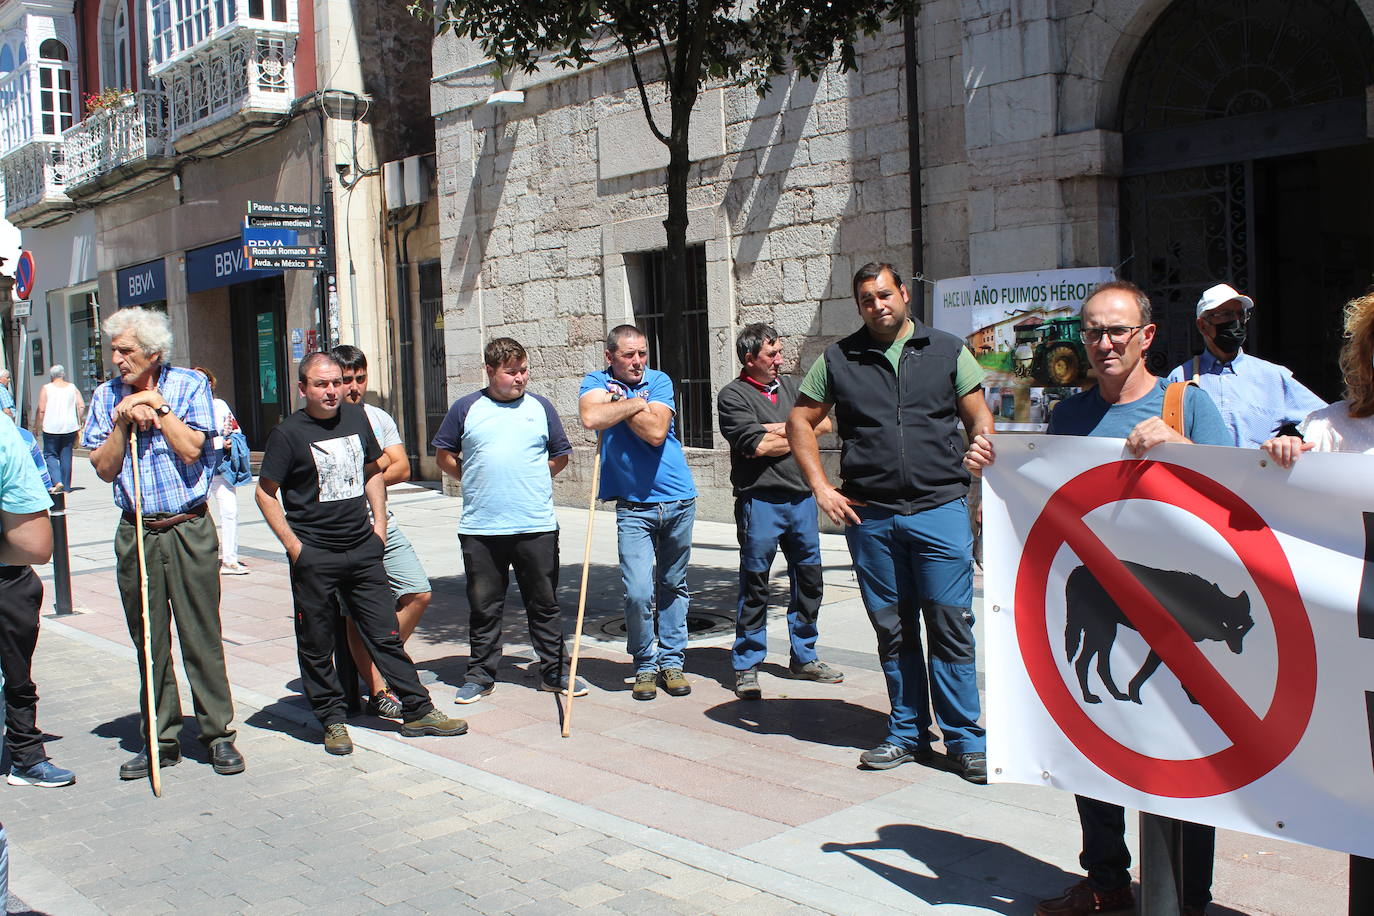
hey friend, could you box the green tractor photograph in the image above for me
[1013,315,1093,386]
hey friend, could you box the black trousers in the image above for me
[0,566,45,768]
[459,531,565,688]
[289,535,434,726]
[1077,795,1215,907]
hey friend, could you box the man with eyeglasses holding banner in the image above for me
[965,280,1229,916]
[1166,283,1324,447]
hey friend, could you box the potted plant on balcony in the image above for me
[82,88,133,116]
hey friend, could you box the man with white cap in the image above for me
[1166,283,1325,447]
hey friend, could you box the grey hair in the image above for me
[49,364,65,379]
[103,307,174,357]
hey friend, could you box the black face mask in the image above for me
[1212,319,1247,354]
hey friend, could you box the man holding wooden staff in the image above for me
[84,307,243,780]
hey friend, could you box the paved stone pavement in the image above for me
[1,461,1351,914]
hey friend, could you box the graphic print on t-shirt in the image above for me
[311,435,364,501]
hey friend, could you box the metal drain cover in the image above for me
[593,611,734,642]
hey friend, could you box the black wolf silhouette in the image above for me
[1064,562,1254,705]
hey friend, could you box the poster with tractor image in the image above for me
[933,268,1115,430]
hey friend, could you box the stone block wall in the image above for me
[433,27,911,521]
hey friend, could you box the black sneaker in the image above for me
[858,741,928,770]
[367,689,403,718]
[119,748,181,780]
[734,668,761,700]
[957,751,987,785]
[538,676,589,697]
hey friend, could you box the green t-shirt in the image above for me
[798,324,985,404]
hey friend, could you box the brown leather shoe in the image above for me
[1035,879,1133,915]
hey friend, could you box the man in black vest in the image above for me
[789,262,994,783]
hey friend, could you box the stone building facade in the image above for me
[431,0,1374,520]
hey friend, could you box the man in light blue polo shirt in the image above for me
[1167,283,1325,447]
[433,338,581,704]
[579,325,697,701]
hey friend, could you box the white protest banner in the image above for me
[983,435,1374,857]
[933,268,1114,428]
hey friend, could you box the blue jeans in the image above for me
[616,499,695,672]
[733,492,823,671]
[42,431,75,489]
[844,498,985,755]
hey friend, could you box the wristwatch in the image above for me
[154,404,172,417]
[609,392,623,402]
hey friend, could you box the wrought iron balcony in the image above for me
[61,91,171,192]
[1,139,71,226]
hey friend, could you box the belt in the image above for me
[122,502,208,531]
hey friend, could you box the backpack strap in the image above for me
[1161,380,1197,436]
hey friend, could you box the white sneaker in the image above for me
[220,563,249,575]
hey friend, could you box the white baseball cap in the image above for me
[1196,283,1255,319]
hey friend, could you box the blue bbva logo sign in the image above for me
[116,258,167,306]
[187,226,297,293]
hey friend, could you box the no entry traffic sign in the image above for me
[1014,459,1317,797]
[13,250,34,300]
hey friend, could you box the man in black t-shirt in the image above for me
[256,352,466,755]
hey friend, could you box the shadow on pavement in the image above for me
[821,823,1078,913]
[703,696,888,749]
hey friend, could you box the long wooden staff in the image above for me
[130,426,161,797]
[561,435,601,738]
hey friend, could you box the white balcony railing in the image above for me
[62,91,171,190]
[159,27,297,142]
[1,139,66,217]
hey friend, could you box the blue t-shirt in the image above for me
[0,413,53,567]
[578,368,697,503]
[1048,377,1229,447]
[431,390,572,535]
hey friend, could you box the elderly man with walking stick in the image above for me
[84,306,244,781]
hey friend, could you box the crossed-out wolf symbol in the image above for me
[1064,562,1255,705]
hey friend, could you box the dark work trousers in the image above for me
[289,535,434,726]
[115,513,236,753]
[459,530,565,688]
[1077,796,1215,907]
[732,492,823,671]
[0,566,46,768]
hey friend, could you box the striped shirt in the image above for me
[83,363,217,513]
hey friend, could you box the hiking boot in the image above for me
[632,670,658,701]
[539,676,589,697]
[957,751,987,785]
[659,667,691,696]
[367,689,403,718]
[119,748,181,780]
[8,760,75,788]
[210,741,245,775]
[788,659,845,683]
[400,709,469,737]
[1035,879,1133,916]
[323,723,353,756]
[734,667,762,700]
[858,741,927,770]
[453,682,493,705]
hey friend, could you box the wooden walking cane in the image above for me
[561,434,601,738]
[130,426,162,797]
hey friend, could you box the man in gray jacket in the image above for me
[717,323,841,700]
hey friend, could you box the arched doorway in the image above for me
[1119,0,1374,399]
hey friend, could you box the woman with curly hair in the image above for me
[1264,292,1374,463]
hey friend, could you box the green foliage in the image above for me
[415,1,916,101]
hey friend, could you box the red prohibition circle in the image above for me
[1014,459,1317,798]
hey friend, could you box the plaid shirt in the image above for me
[82,363,217,514]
